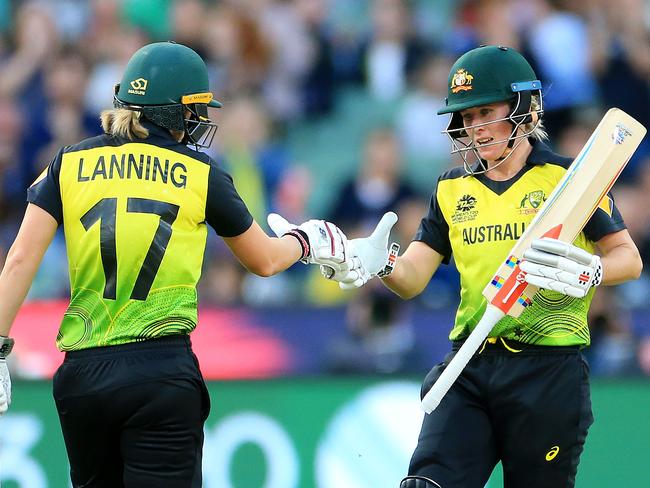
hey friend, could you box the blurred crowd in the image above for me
[0,0,649,377]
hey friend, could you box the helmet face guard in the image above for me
[183,102,218,149]
[443,82,543,174]
[113,85,218,149]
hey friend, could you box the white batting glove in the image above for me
[323,212,399,290]
[267,213,350,270]
[320,254,370,288]
[520,237,603,298]
[0,359,11,416]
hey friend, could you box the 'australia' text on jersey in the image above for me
[462,222,526,245]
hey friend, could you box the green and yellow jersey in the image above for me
[415,140,625,346]
[28,122,253,351]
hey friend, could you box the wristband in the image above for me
[377,242,400,278]
[283,229,310,262]
[0,336,14,359]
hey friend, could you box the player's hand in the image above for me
[267,213,349,269]
[320,253,370,288]
[329,212,400,290]
[0,359,11,416]
[520,237,603,298]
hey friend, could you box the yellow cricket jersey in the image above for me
[28,122,253,351]
[415,140,625,346]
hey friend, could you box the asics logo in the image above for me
[545,445,560,461]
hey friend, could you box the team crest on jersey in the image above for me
[518,190,546,215]
[128,78,148,96]
[450,69,474,93]
[452,194,478,223]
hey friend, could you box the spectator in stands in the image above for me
[170,0,208,57]
[212,95,291,224]
[255,0,317,121]
[212,95,305,305]
[472,0,523,50]
[590,0,650,130]
[330,126,416,235]
[0,3,59,198]
[0,96,25,228]
[524,0,598,139]
[396,54,454,178]
[202,3,272,100]
[361,0,428,101]
[84,26,150,116]
[589,0,650,179]
[37,47,103,166]
[82,0,126,64]
[295,0,337,117]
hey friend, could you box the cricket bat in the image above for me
[421,107,646,414]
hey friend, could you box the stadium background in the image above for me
[0,0,649,486]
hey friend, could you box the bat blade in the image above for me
[482,108,646,318]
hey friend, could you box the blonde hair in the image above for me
[100,109,149,140]
[524,95,548,141]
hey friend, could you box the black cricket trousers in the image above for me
[408,339,594,488]
[53,335,210,487]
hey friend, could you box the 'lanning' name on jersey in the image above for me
[77,153,188,188]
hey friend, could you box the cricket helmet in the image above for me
[114,41,221,148]
[438,45,544,174]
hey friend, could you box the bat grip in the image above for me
[420,305,505,413]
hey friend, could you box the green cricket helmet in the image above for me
[438,46,544,174]
[114,41,222,148]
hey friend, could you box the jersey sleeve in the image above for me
[27,148,64,224]
[582,192,626,242]
[205,160,254,237]
[414,178,452,263]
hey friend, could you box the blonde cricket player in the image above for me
[324,45,643,488]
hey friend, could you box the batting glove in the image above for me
[0,359,10,416]
[0,336,13,416]
[324,212,400,290]
[520,237,603,298]
[320,253,369,288]
[267,213,350,270]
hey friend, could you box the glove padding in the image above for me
[323,212,399,290]
[520,237,603,298]
[0,359,11,416]
[267,213,349,268]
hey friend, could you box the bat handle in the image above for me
[420,305,505,413]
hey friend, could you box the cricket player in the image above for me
[0,41,349,487]
[327,45,642,487]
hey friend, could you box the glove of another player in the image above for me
[323,212,400,290]
[267,213,349,270]
[0,359,11,416]
[320,253,369,288]
[520,237,603,298]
